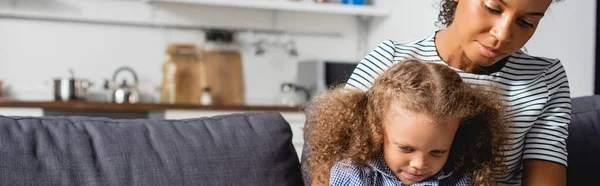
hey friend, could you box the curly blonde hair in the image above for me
[305,60,508,185]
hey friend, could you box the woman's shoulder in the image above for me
[509,50,562,68]
[378,32,437,51]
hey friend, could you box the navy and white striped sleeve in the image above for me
[329,160,366,186]
[523,60,571,166]
[345,40,397,91]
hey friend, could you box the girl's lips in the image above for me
[476,41,502,58]
[403,172,427,180]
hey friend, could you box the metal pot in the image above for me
[53,69,93,102]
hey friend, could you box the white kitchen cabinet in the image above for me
[147,0,390,17]
[0,107,43,117]
[165,110,306,159]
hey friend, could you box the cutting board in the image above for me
[201,50,244,106]
[161,44,206,104]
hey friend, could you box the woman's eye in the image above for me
[485,5,501,14]
[517,19,534,28]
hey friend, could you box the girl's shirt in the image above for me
[329,156,471,186]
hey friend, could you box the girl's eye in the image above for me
[430,150,445,156]
[399,146,413,153]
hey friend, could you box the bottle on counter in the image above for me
[342,0,365,5]
[200,87,212,105]
[161,62,177,104]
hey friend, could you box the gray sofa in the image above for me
[0,112,303,186]
[1,95,599,186]
[566,95,600,185]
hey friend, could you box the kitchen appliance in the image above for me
[276,83,310,107]
[296,59,358,96]
[53,69,93,102]
[108,66,140,104]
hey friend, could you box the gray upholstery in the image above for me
[567,95,600,185]
[0,112,303,186]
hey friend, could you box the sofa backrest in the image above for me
[568,95,600,185]
[0,112,303,186]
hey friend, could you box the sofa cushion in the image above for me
[0,112,303,186]
[567,95,600,185]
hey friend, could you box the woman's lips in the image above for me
[476,41,502,58]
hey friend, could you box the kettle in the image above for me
[107,66,140,104]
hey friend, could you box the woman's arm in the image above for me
[522,160,566,186]
[522,60,570,186]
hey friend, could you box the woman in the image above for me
[344,0,569,185]
[302,0,570,185]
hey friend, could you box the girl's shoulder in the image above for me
[329,159,376,185]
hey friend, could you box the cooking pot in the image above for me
[53,69,93,102]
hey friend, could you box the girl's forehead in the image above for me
[384,110,459,148]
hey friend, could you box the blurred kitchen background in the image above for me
[0,0,596,109]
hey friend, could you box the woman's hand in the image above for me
[522,160,566,186]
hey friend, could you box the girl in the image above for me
[305,60,508,185]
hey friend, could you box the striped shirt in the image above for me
[330,156,471,186]
[345,32,571,185]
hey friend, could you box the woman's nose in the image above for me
[490,17,513,43]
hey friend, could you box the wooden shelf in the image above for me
[0,100,304,113]
[146,0,390,17]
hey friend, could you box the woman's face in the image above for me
[449,0,552,66]
[383,105,460,185]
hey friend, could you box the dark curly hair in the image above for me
[436,0,565,28]
[305,60,508,185]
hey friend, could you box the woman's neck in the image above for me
[435,28,481,73]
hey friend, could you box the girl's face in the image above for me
[383,106,460,184]
[448,0,552,66]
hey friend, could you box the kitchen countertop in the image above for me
[0,99,305,113]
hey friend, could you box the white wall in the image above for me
[0,0,596,102]
[0,0,360,104]
[369,0,597,98]
[526,0,596,98]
